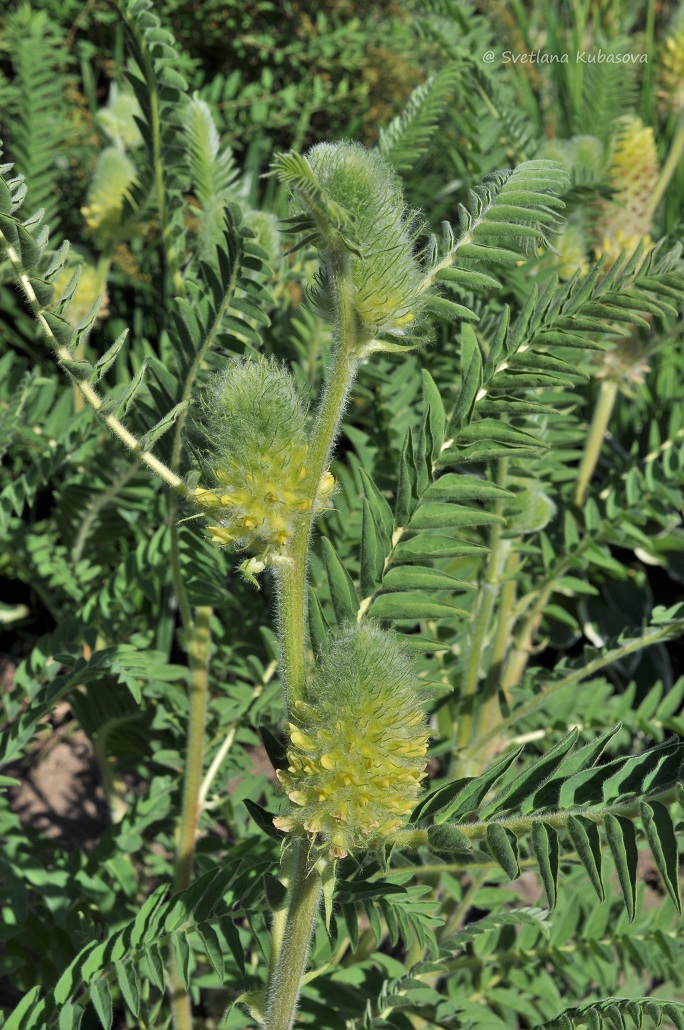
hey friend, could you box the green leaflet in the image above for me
[429,747,524,824]
[360,497,385,597]
[380,566,473,592]
[532,821,560,910]
[567,815,604,902]
[640,801,682,914]
[423,473,514,503]
[481,728,579,818]
[368,592,468,620]
[605,814,638,921]
[486,822,520,880]
[321,535,359,623]
[114,960,140,1017]
[445,907,551,948]
[409,501,505,530]
[449,323,483,431]
[535,998,684,1030]
[89,981,113,1030]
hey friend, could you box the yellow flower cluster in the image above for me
[193,355,334,578]
[273,624,429,858]
[194,463,334,570]
[81,147,138,240]
[659,16,684,114]
[595,117,658,266]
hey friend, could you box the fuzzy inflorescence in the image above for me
[595,117,659,264]
[193,355,334,578]
[274,623,430,858]
[658,13,684,114]
[280,142,428,342]
[82,147,138,240]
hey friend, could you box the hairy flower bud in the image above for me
[193,355,333,577]
[274,623,429,858]
[275,142,427,342]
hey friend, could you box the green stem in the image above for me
[169,600,211,1030]
[483,547,518,698]
[574,379,619,506]
[173,605,212,891]
[467,619,684,759]
[278,256,358,710]
[650,110,684,218]
[169,603,211,1030]
[475,545,518,751]
[439,868,489,944]
[499,578,554,694]
[116,0,185,299]
[263,842,324,1030]
[267,256,357,1026]
[456,460,508,760]
[267,846,295,984]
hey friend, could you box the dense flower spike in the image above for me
[81,147,139,240]
[274,142,427,342]
[658,10,684,114]
[595,117,659,265]
[274,623,430,858]
[193,355,334,578]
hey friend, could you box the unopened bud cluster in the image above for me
[275,142,428,344]
[193,355,334,578]
[274,624,429,858]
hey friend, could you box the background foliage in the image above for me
[1,0,684,1028]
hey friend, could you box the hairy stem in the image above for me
[574,378,619,506]
[168,605,211,1029]
[264,842,323,1030]
[173,605,212,891]
[0,229,188,496]
[71,251,111,412]
[278,255,358,709]
[268,255,357,1025]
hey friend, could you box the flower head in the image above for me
[82,147,138,242]
[274,142,428,343]
[193,355,334,579]
[658,11,684,115]
[274,623,429,858]
[595,117,658,265]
